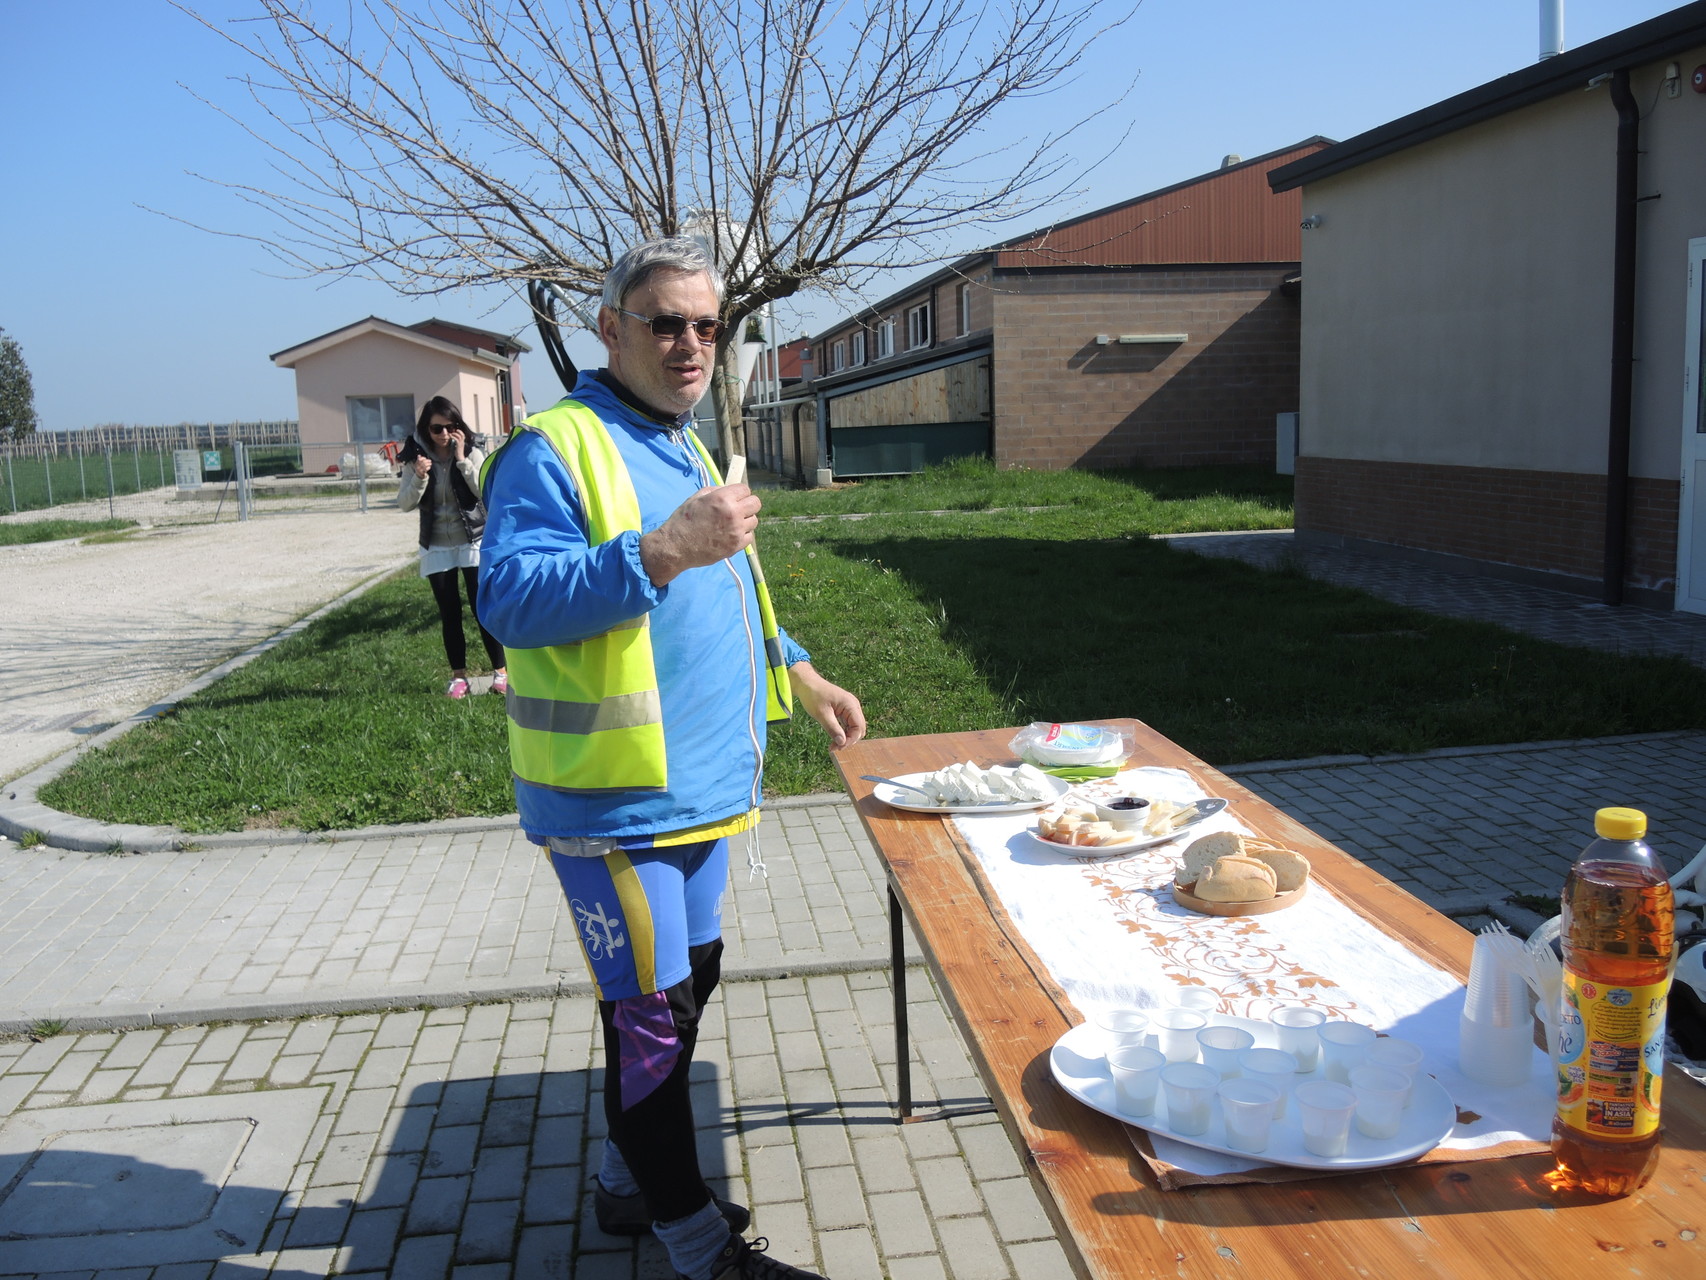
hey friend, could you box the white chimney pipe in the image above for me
[1539,0,1564,60]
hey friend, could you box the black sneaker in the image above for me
[594,1182,751,1237]
[691,1234,828,1280]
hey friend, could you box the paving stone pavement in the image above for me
[1162,530,1706,667]
[0,802,909,1033]
[2,733,1702,1275]
[0,978,1069,1280]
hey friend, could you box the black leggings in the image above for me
[426,566,505,673]
[601,939,723,1224]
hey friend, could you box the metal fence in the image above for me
[0,426,413,522]
[1,423,301,517]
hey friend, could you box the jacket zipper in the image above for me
[675,427,765,810]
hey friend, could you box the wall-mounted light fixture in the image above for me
[1300,214,1325,230]
[1096,333,1187,346]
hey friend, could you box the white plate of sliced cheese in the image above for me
[871,765,1070,814]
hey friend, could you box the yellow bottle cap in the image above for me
[1594,807,1647,840]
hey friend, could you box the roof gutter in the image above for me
[1602,68,1640,606]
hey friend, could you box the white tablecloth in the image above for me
[951,767,1553,1177]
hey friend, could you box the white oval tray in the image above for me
[1050,1019,1456,1172]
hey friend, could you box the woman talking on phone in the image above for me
[397,396,507,699]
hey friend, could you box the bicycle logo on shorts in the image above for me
[572,899,627,960]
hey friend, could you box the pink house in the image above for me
[271,317,529,473]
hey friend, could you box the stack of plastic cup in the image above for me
[1238,1047,1299,1119]
[1294,1080,1357,1157]
[1365,1037,1424,1106]
[1159,1062,1219,1135]
[1196,1026,1255,1078]
[1348,1064,1409,1139]
[1216,1078,1281,1153]
[1458,932,1536,1087]
[1108,1044,1167,1116]
[1269,1006,1326,1070]
[1318,1021,1377,1083]
[1152,1009,1208,1063]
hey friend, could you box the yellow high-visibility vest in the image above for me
[483,399,792,794]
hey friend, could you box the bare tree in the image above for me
[177,0,1131,459]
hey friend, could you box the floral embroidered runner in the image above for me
[951,766,1553,1185]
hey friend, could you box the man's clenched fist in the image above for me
[639,484,761,586]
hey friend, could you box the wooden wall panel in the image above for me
[830,359,991,428]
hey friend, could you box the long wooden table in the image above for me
[835,721,1705,1280]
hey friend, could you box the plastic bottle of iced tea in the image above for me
[1547,807,1675,1196]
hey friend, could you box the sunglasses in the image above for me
[619,308,725,343]
[427,422,456,433]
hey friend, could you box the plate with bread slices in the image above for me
[1028,797,1230,855]
[1171,832,1311,916]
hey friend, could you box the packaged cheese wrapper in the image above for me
[1010,722,1133,769]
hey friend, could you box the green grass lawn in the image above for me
[0,518,138,546]
[39,460,1706,831]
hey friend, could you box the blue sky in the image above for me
[1,0,1682,430]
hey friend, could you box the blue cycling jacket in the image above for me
[478,372,808,840]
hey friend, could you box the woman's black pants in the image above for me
[426,566,505,672]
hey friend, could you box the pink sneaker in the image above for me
[445,677,470,699]
[490,671,508,695]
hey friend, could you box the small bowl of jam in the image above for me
[1093,796,1150,832]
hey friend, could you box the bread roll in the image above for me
[1193,856,1278,903]
[1180,832,1246,887]
[1250,847,1310,893]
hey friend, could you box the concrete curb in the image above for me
[1,949,928,1035]
[0,559,413,853]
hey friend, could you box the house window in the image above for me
[877,316,896,359]
[348,395,415,443]
[957,283,972,336]
[851,330,867,366]
[831,340,847,372]
[906,302,932,350]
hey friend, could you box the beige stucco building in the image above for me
[271,318,528,474]
[1270,3,1706,612]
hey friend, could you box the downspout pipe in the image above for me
[1602,68,1639,606]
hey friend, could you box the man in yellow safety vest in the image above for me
[479,237,864,1280]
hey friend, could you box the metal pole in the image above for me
[4,450,14,513]
[356,438,368,513]
[133,440,141,493]
[237,442,250,521]
[44,453,53,507]
[105,448,115,520]
[78,446,87,500]
[890,886,912,1121]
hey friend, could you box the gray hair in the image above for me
[600,237,726,311]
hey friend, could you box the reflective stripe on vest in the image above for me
[483,400,790,795]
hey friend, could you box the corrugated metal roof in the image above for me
[994,140,1331,269]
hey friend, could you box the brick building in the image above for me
[1269,3,1706,612]
[790,140,1330,478]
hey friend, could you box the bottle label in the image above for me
[1554,972,1667,1138]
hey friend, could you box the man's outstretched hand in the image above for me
[640,484,760,586]
[789,662,866,750]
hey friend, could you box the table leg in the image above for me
[890,884,912,1121]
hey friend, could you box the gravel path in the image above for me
[0,488,417,782]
